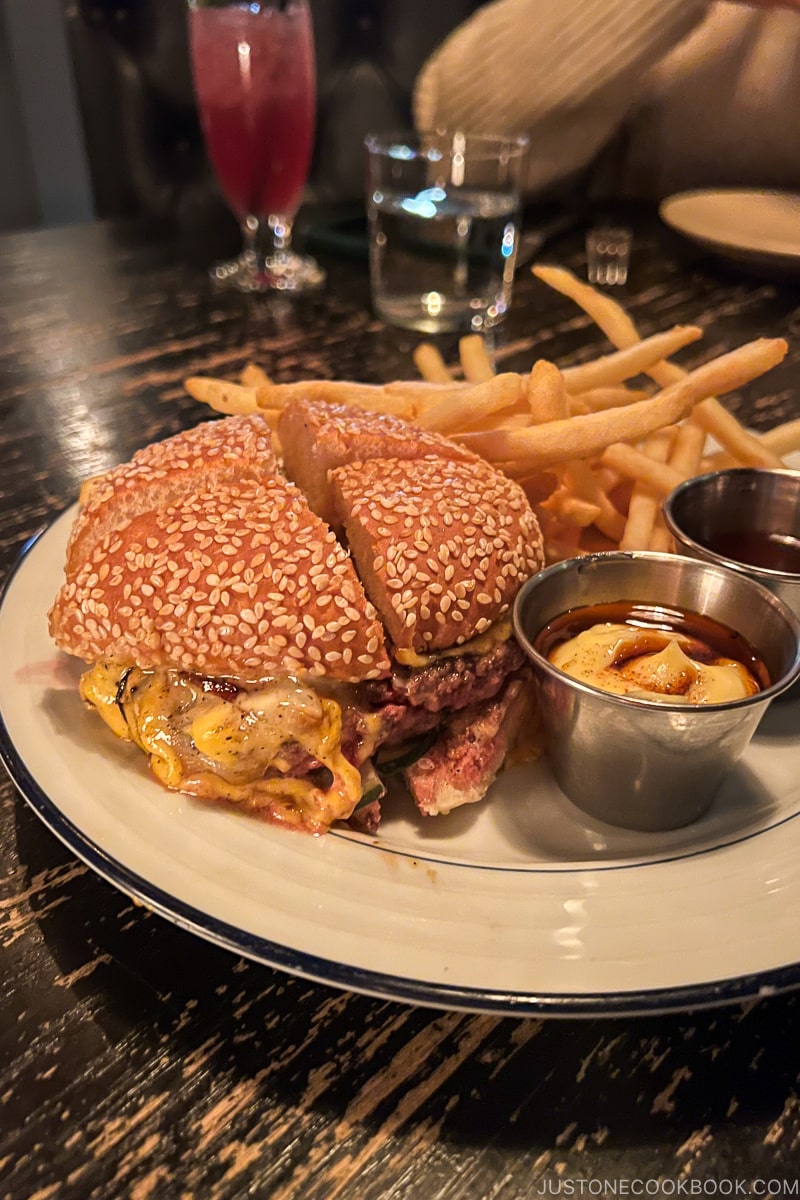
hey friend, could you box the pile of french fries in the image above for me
[183,265,800,564]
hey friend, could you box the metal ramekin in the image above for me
[513,551,800,832]
[663,467,800,621]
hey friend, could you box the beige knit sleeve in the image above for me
[412,0,709,193]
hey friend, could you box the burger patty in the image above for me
[341,640,526,757]
[364,640,525,712]
[404,677,529,815]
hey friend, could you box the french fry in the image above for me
[563,458,626,542]
[536,267,790,473]
[648,526,674,553]
[537,510,585,564]
[257,407,282,430]
[668,420,706,480]
[459,335,496,382]
[555,495,603,528]
[184,376,259,415]
[561,326,703,393]
[417,373,523,434]
[182,264,792,572]
[255,379,416,418]
[449,411,532,439]
[567,396,592,416]
[455,338,787,467]
[533,265,685,387]
[453,395,681,467]
[644,421,707,551]
[546,535,586,563]
[690,396,785,468]
[79,474,104,508]
[761,416,800,456]
[601,443,684,496]
[413,342,452,383]
[618,428,676,552]
[702,449,747,472]
[240,362,271,388]
[701,413,800,471]
[593,464,623,493]
[382,381,472,415]
[570,386,651,411]
[497,458,551,479]
[533,264,641,346]
[704,412,800,468]
[527,360,570,423]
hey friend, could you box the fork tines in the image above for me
[586,225,632,286]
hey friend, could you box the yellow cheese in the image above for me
[190,700,247,768]
[79,662,132,741]
[394,616,513,668]
[78,663,363,830]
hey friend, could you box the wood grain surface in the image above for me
[1,214,800,1199]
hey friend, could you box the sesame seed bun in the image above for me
[50,475,391,685]
[330,456,545,653]
[52,409,544,683]
[278,398,479,528]
[65,415,279,576]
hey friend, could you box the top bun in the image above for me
[330,455,545,652]
[50,417,390,683]
[65,415,279,575]
[278,397,479,528]
[50,408,545,675]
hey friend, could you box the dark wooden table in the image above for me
[2,213,800,1199]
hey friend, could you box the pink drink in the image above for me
[189,3,316,220]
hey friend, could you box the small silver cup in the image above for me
[663,467,800,621]
[513,552,800,832]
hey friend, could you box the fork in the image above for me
[586,225,632,286]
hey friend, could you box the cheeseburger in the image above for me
[48,403,544,834]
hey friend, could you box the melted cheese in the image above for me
[79,663,363,832]
[394,616,513,668]
[79,662,133,741]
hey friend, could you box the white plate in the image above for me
[659,189,800,271]
[2,507,800,1016]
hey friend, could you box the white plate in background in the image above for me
[2,507,800,1017]
[660,189,800,271]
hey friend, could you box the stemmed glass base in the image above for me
[210,251,326,293]
[210,213,325,294]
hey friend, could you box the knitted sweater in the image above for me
[413,1,800,198]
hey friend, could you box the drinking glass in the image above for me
[187,0,325,293]
[366,131,528,333]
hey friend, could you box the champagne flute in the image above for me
[187,0,325,293]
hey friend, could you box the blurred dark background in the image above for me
[0,0,486,235]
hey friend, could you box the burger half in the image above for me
[48,404,545,834]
